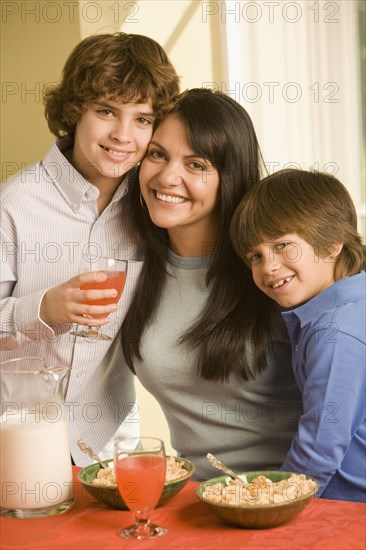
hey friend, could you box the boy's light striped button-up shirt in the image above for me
[0,138,142,464]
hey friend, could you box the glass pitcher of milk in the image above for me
[0,357,74,518]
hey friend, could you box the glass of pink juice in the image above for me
[114,437,167,540]
[80,271,127,318]
[70,255,128,340]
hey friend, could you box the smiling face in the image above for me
[71,98,155,189]
[139,114,220,256]
[246,234,340,308]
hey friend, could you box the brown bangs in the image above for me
[230,171,309,258]
[43,32,180,137]
[231,168,366,279]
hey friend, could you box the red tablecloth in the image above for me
[1,467,365,550]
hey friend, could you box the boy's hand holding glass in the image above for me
[70,255,128,340]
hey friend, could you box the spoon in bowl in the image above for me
[77,438,108,469]
[206,453,247,487]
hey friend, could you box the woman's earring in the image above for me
[140,192,146,211]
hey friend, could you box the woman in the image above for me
[121,89,302,480]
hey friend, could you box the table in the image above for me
[1,467,365,550]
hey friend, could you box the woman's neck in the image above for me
[168,225,217,258]
[169,241,215,258]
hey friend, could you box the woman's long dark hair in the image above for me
[121,88,276,382]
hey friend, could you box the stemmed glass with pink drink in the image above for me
[70,254,128,341]
[114,437,167,540]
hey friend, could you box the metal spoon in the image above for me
[206,453,247,487]
[77,438,108,469]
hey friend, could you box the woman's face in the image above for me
[139,114,220,255]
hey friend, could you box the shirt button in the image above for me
[86,188,99,200]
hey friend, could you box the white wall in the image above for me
[78,0,216,90]
[221,0,364,235]
[0,2,81,180]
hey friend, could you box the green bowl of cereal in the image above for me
[196,471,319,529]
[78,455,195,510]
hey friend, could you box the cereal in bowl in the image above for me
[165,456,189,481]
[91,456,188,487]
[203,473,317,506]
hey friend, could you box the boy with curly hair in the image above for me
[0,33,180,464]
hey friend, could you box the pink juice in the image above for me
[116,455,166,513]
[81,271,126,318]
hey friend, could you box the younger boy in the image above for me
[0,33,180,464]
[230,169,365,502]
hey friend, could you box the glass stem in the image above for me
[86,325,99,335]
[134,515,152,535]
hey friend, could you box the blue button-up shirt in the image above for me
[281,272,366,502]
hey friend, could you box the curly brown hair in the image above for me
[43,33,180,137]
[230,169,366,281]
